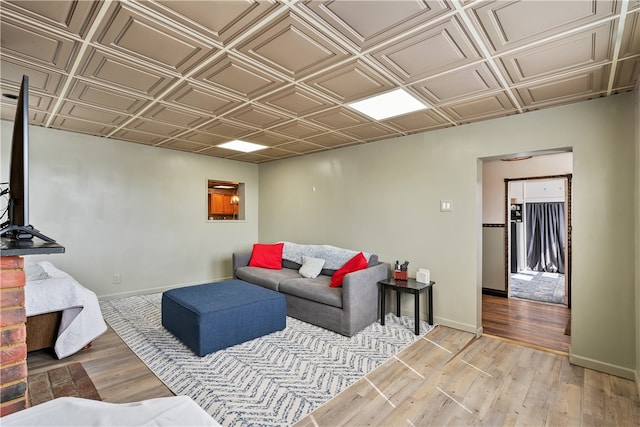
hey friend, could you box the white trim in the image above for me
[435,316,478,335]
[569,353,636,381]
[98,276,233,301]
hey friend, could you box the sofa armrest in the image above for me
[232,252,252,278]
[341,262,390,333]
[343,260,390,285]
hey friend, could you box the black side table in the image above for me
[378,277,435,335]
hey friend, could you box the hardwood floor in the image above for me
[482,294,571,353]
[295,326,639,426]
[26,322,639,426]
[27,327,173,403]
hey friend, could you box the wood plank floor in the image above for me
[482,294,571,353]
[27,323,639,426]
[27,327,173,403]
[295,327,639,426]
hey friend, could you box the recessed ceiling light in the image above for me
[217,140,267,153]
[346,88,428,120]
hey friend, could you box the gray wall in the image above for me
[0,123,259,298]
[481,226,505,291]
[258,93,637,379]
[482,153,573,223]
[1,92,636,380]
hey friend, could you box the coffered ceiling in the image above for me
[1,0,638,163]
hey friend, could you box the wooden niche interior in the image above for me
[207,180,243,220]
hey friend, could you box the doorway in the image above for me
[481,152,573,353]
[505,175,572,308]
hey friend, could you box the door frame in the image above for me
[504,174,572,308]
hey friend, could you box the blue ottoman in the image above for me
[161,280,286,356]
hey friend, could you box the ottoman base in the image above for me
[162,280,286,356]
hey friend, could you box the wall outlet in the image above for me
[113,274,121,284]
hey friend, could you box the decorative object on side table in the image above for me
[416,268,430,284]
[393,260,409,280]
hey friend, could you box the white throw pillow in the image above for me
[298,256,325,279]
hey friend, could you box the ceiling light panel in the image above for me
[217,140,268,153]
[347,88,428,120]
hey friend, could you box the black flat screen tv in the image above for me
[1,75,55,242]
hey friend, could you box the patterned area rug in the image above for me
[101,293,435,427]
[510,271,565,304]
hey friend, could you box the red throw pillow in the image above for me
[330,252,368,288]
[248,243,284,269]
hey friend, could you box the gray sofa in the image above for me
[233,242,390,337]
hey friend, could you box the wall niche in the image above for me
[207,180,244,221]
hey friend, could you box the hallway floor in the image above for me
[482,294,571,353]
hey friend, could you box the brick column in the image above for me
[0,256,28,416]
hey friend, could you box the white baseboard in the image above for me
[569,353,636,380]
[98,276,233,301]
[434,316,479,335]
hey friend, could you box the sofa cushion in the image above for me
[330,252,368,288]
[317,254,379,276]
[282,259,302,270]
[279,276,342,308]
[249,243,284,269]
[235,266,300,291]
[367,254,379,267]
[298,256,325,279]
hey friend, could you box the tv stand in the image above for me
[0,224,56,242]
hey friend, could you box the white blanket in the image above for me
[2,396,221,426]
[281,241,373,270]
[24,261,107,359]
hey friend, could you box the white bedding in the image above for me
[24,261,107,359]
[1,396,221,426]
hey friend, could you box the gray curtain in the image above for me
[525,202,565,274]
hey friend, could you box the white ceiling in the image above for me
[1,0,638,163]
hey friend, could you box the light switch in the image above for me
[440,200,453,212]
